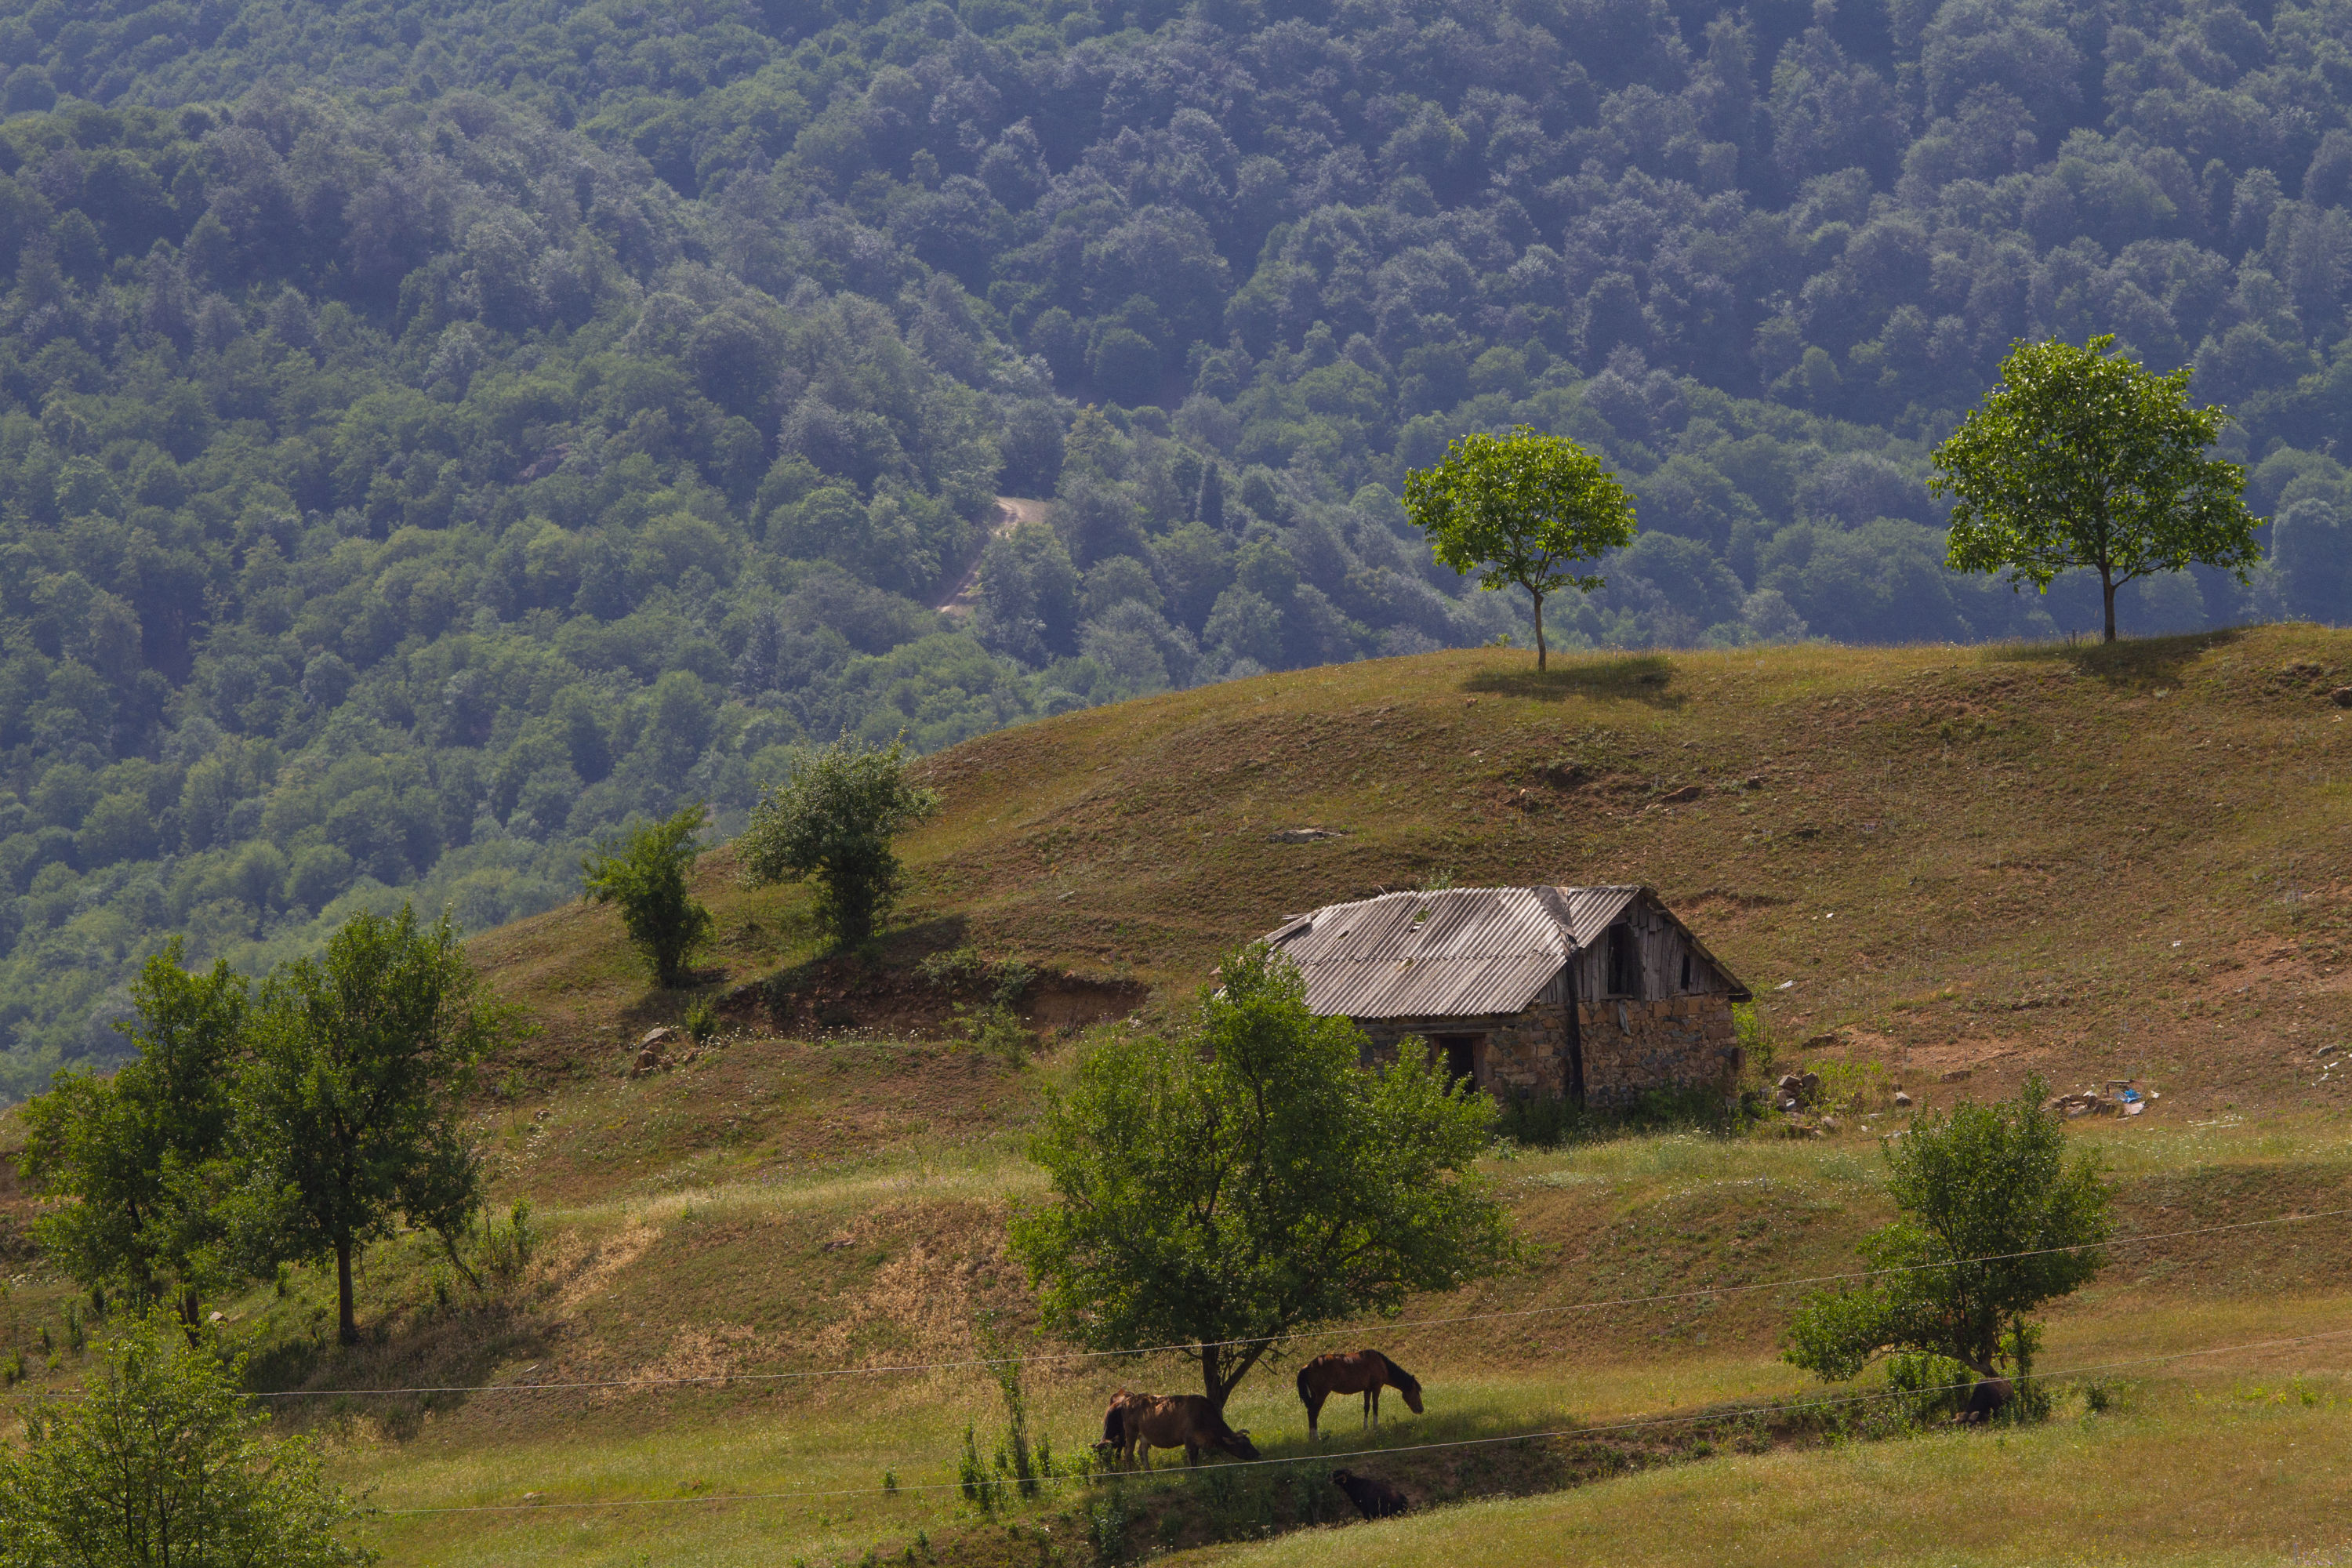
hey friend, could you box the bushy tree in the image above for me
[1008,946,1522,1413]
[1935,336,2261,642]
[580,804,714,988]
[235,906,524,1345]
[1786,1076,2111,1388]
[17,941,245,1330]
[0,1315,373,1568]
[1403,426,1639,670]
[737,735,939,946]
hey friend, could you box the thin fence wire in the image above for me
[373,1320,2352,1515]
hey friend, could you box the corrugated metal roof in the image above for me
[1262,885,1644,1020]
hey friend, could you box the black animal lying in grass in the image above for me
[1951,1376,2013,1425]
[1330,1469,1409,1519]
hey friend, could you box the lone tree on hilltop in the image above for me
[581,803,713,988]
[1933,335,2260,642]
[1008,946,1523,1414]
[19,940,246,1334]
[1403,424,1637,670]
[0,1313,373,1568]
[235,906,526,1346]
[737,733,939,948]
[1785,1076,2111,1397]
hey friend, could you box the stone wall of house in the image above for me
[1578,994,1741,1106]
[1351,993,1739,1105]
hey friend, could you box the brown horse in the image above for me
[1296,1350,1423,1439]
[1098,1390,1260,1468]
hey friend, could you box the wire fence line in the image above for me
[372,1319,2352,1516]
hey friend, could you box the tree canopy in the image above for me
[9,0,2352,1092]
[16,939,245,1327]
[1404,426,1638,668]
[1007,946,1522,1412]
[0,1314,373,1568]
[234,905,523,1345]
[737,733,938,946]
[1934,336,2262,641]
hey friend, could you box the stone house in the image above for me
[1258,885,1751,1106]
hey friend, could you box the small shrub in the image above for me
[1884,1351,1974,1423]
[684,996,719,1046]
[64,1301,83,1354]
[1733,1002,1777,1085]
[882,1467,898,1493]
[957,1422,989,1512]
[1805,1057,1891,1116]
[954,1002,1035,1066]
[580,803,713,988]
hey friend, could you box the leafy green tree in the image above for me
[1403,425,1639,669]
[1785,1076,2111,1388]
[1007,946,1522,1413]
[235,906,524,1346]
[737,735,939,947]
[0,1313,373,1568]
[19,941,246,1330]
[1933,336,2261,642]
[580,804,713,988]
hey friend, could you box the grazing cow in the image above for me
[1330,1469,1409,1520]
[1099,1392,1260,1468]
[1951,1377,2014,1425]
[1297,1350,1424,1439]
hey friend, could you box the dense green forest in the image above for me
[2,0,2350,1094]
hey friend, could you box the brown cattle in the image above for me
[1099,1391,1260,1468]
[1330,1469,1409,1520]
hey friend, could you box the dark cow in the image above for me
[1951,1376,2013,1425]
[1330,1469,1409,1520]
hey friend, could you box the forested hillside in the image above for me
[4,0,2352,1092]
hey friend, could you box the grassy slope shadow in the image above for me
[1464,654,1686,708]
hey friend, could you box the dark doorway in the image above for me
[1606,923,1641,998]
[1433,1034,1480,1090]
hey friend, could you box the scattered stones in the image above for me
[1269,826,1348,843]
[2320,1043,2342,1058]
[1775,1070,1824,1114]
[1893,1091,1913,1108]
[2332,687,2352,708]
[630,1025,677,1079]
[1939,1067,1972,1083]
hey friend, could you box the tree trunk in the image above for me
[2101,568,2118,643]
[336,1236,359,1346]
[1201,1343,1225,1414]
[1531,590,1548,671]
[180,1286,201,1347]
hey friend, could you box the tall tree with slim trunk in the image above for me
[234,906,524,1346]
[1008,946,1522,1414]
[1933,335,2260,642]
[1403,424,1636,670]
[17,941,246,1334]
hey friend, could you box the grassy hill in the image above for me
[6,627,2352,1568]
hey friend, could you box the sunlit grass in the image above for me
[1177,1375,2352,1568]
